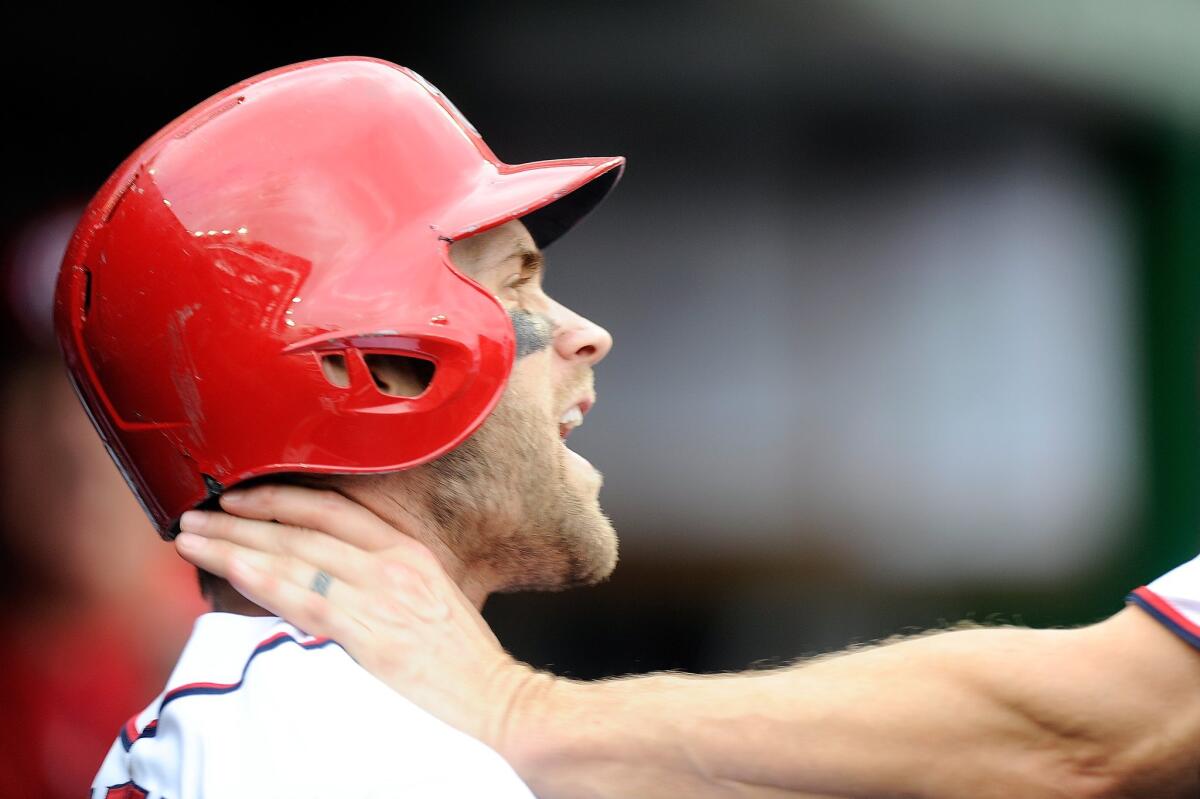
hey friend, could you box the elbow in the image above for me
[983,756,1114,799]
[964,740,1127,799]
[1051,754,1125,799]
[992,724,1137,799]
[1035,739,1200,799]
[1084,747,1200,799]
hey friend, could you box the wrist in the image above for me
[495,670,703,795]
[488,663,570,774]
[482,657,566,763]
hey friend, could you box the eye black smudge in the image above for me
[509,308,553,358]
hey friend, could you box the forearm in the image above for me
[503,609,1200,799]
[506,669,855,799]
[506,643,1077,799]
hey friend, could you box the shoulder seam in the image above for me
[120,631,334,751]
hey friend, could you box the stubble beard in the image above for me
[410,384,618,594]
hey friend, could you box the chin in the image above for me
[563,508,620,588]
[435,386,619,594]
[499,493,619,594]
[557,453,619,587]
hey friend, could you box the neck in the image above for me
[206,549,492,616]
[207,579,274,616]
[355,484,496,611]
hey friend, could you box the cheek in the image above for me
[503,354,557,428]
[509,308,553,358]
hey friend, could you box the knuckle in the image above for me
[277,530,303,558]
[298,525,333,563]
[216,545,242,574]
[364,559,388,585]
[303,591,331,625]
[255,484,280,507]
[410,544,440,572]
[201,511,232,534]
[313,490,345,522]
[380,560,413,591]
[377,594,407,622]
[256,567,280,593]
[286,526,315,558]
[282,555,308,583]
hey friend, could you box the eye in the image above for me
[504,273,535,293]
[505,253,543,293]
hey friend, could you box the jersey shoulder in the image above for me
[93,613,533,798]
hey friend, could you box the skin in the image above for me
[178,487,1200,799]
[174,225,1200,798]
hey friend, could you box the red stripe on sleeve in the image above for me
[1131,586,1200,639]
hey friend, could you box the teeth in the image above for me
[559,406,584,428]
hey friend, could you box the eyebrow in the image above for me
[450,235,544,281]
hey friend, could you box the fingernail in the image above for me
[176,532,206,551]
[179,510,207,532]
[221,491,246,506]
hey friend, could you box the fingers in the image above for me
[177,483,479,646]
[224,557,371,647]
[180,509,372,585]
[179,506,445,603]
[214,484,446,578]
[217,485,397,551]
[176,532,326,596]
[176,532,370,644]
[175,523,451,626]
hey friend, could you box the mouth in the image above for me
[558,397,594,441]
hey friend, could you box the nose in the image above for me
[551,301,613,367]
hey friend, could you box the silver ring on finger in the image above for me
[310,569,333,597]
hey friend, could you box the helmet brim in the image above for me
[445,156,625,249]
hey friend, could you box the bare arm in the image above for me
[502,609,1200,799]
[175,487,1200,799]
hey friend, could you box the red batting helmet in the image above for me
[54,57,624,536]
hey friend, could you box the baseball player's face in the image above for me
[409,219,617,593]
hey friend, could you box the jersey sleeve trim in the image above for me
[120,716,158,749]
[99,780,150,799]
[120,629,334,752]
[1127,585,1200,650]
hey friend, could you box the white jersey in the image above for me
[1129,554,1200,650]
[91,612,535,799]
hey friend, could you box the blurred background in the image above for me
[5,1,1200,793]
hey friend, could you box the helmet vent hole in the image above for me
[81,267,93,317]
[364,354,435,398]
[319,353,351,388]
